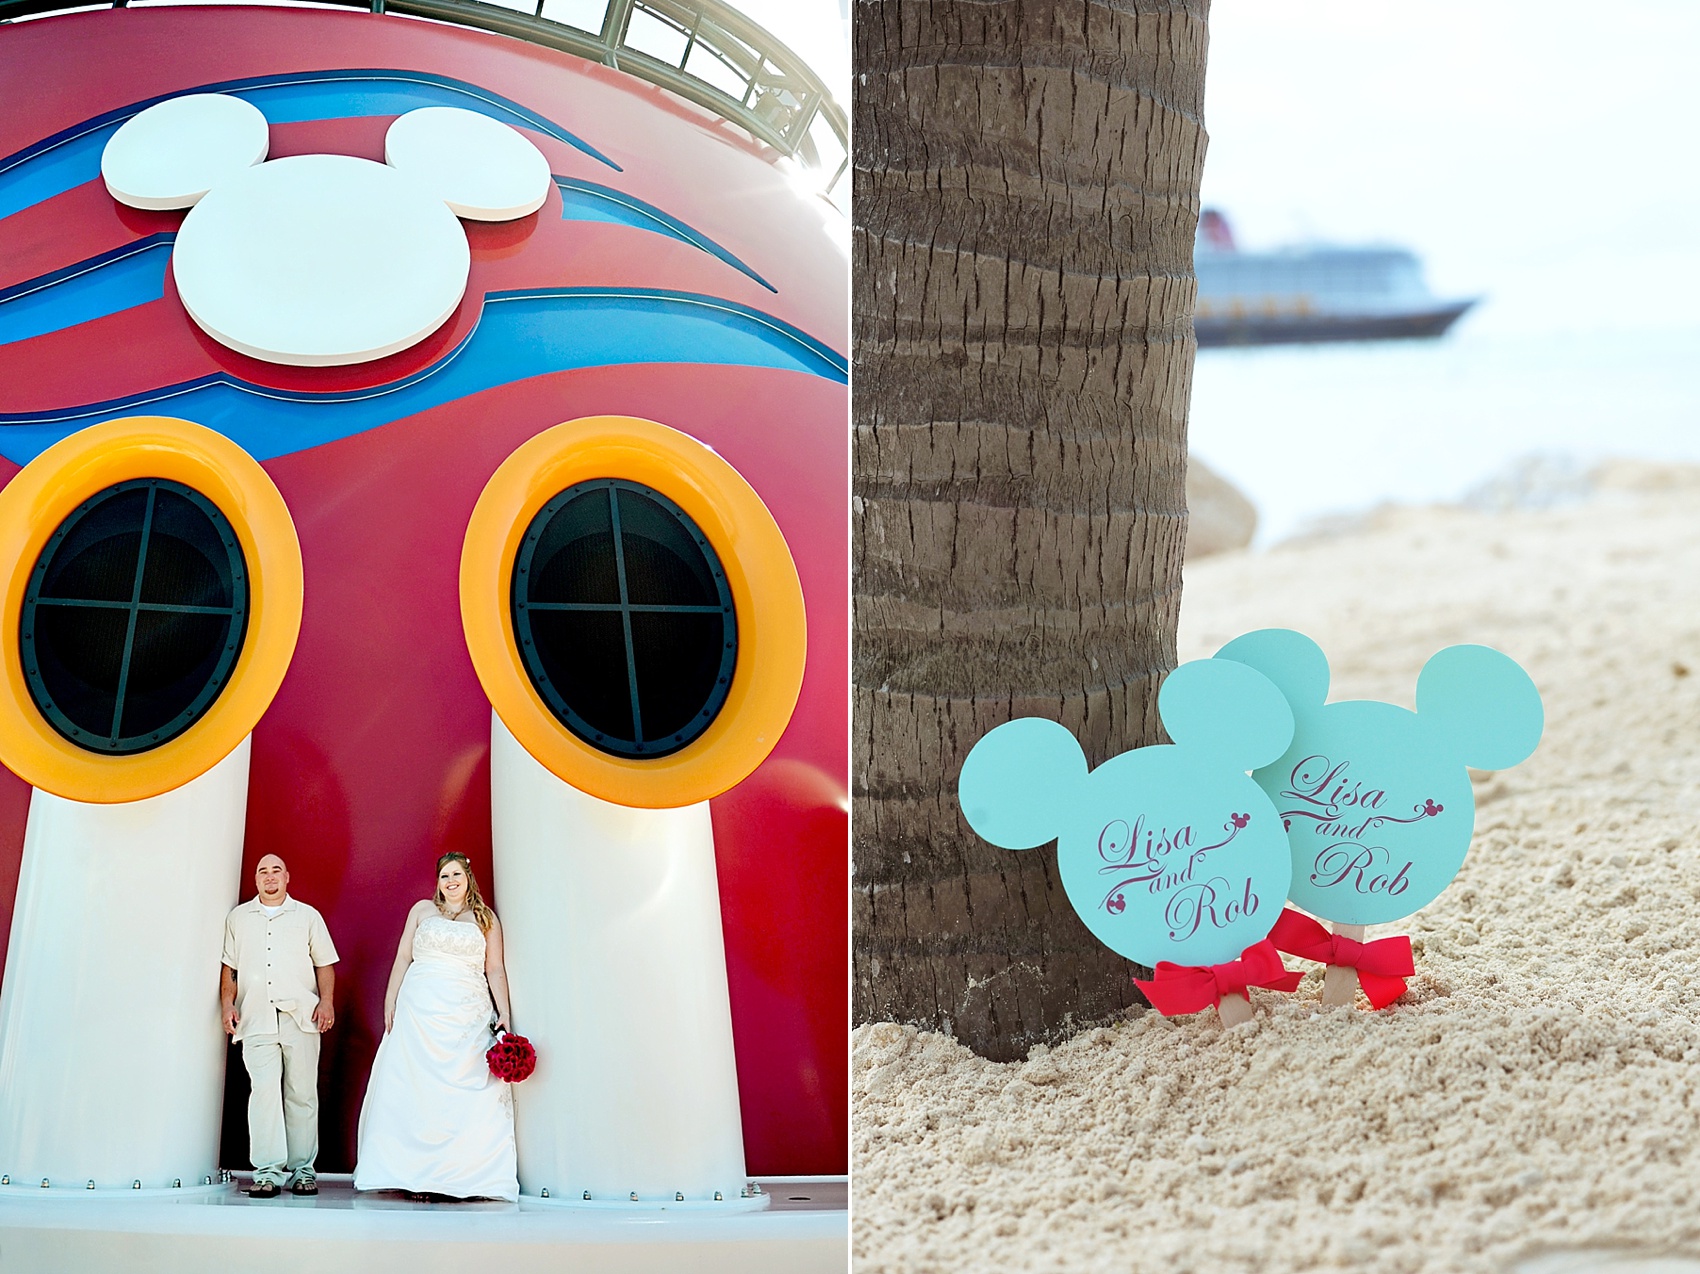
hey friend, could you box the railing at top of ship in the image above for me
[0,0,850,205]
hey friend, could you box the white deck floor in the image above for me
[0,1174,848,1273]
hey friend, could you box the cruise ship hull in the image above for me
[1195,299,1475,349]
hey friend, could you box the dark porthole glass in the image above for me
[512,479,736,759]
[22,478,249,755]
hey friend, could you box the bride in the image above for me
[354,851,519,1201]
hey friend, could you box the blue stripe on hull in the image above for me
[555,179,775,293]
[0,239,173,346]
[0,288,847,465]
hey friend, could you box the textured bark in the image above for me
[852,0,1209,1059]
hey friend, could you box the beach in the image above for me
[852,465,1700,1273]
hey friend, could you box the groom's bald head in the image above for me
[255,854,289,902]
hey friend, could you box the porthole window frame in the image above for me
[510,478,738,760]
[460,415,807,810]
[22,477,251,756]
[0,417,303,804]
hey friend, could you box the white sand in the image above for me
[853,465,1700,1272]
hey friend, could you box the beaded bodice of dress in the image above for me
[412,914,487,969]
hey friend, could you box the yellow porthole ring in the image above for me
[460,415,806,810]
[0,417,302,804]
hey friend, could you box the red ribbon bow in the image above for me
[1133,939,1304,1016]
[1267,908,1414,1009]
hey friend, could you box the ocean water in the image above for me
[1187,323,1700,545]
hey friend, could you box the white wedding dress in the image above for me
[354,914,519,1200]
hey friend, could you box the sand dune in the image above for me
[853,467,1700,1273]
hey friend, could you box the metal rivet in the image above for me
[630,1191,639,1202]
[87,1179,95,1189]
[714,1191,723,1201]
[540,1187,550,1198]
[133,1180,141,1189]
[675,1192,684,1201]
[40,1179,48,1189]
[174,1179,181,1188]
[1,1174,9,1185]
[583,1191,591,1200]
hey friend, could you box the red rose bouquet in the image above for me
[486,1030,537,1083]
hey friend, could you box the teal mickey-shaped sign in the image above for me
[958,659,1296,969]
[1214,630,1543,927]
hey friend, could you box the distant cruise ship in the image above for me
[1193,209,1475,348]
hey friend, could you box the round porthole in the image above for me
[512,480,735,759]
[461,415,806,809]
[0,417,302,803]
[23,478,249,754]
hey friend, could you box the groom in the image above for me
[220,854,340,1198]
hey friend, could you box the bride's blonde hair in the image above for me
[434,851,496,933]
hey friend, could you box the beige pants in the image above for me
[240,1012,320,1185]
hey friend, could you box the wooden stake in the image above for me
[1217,992,1254,1026]
[1320,923,1365,1006]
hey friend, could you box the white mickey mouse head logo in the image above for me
[101,94,552,367]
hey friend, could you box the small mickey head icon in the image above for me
[958,659,1296,968]
[1215,629,1542,927]
[101,95,553,367]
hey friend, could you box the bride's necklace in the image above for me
[438,901,468,921]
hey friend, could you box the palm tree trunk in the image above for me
[852,0,1210,1060]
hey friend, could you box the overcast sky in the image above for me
[1200,0,1700,336]
[733,0,846,105]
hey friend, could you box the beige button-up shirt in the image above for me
[221,897,339,1041]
